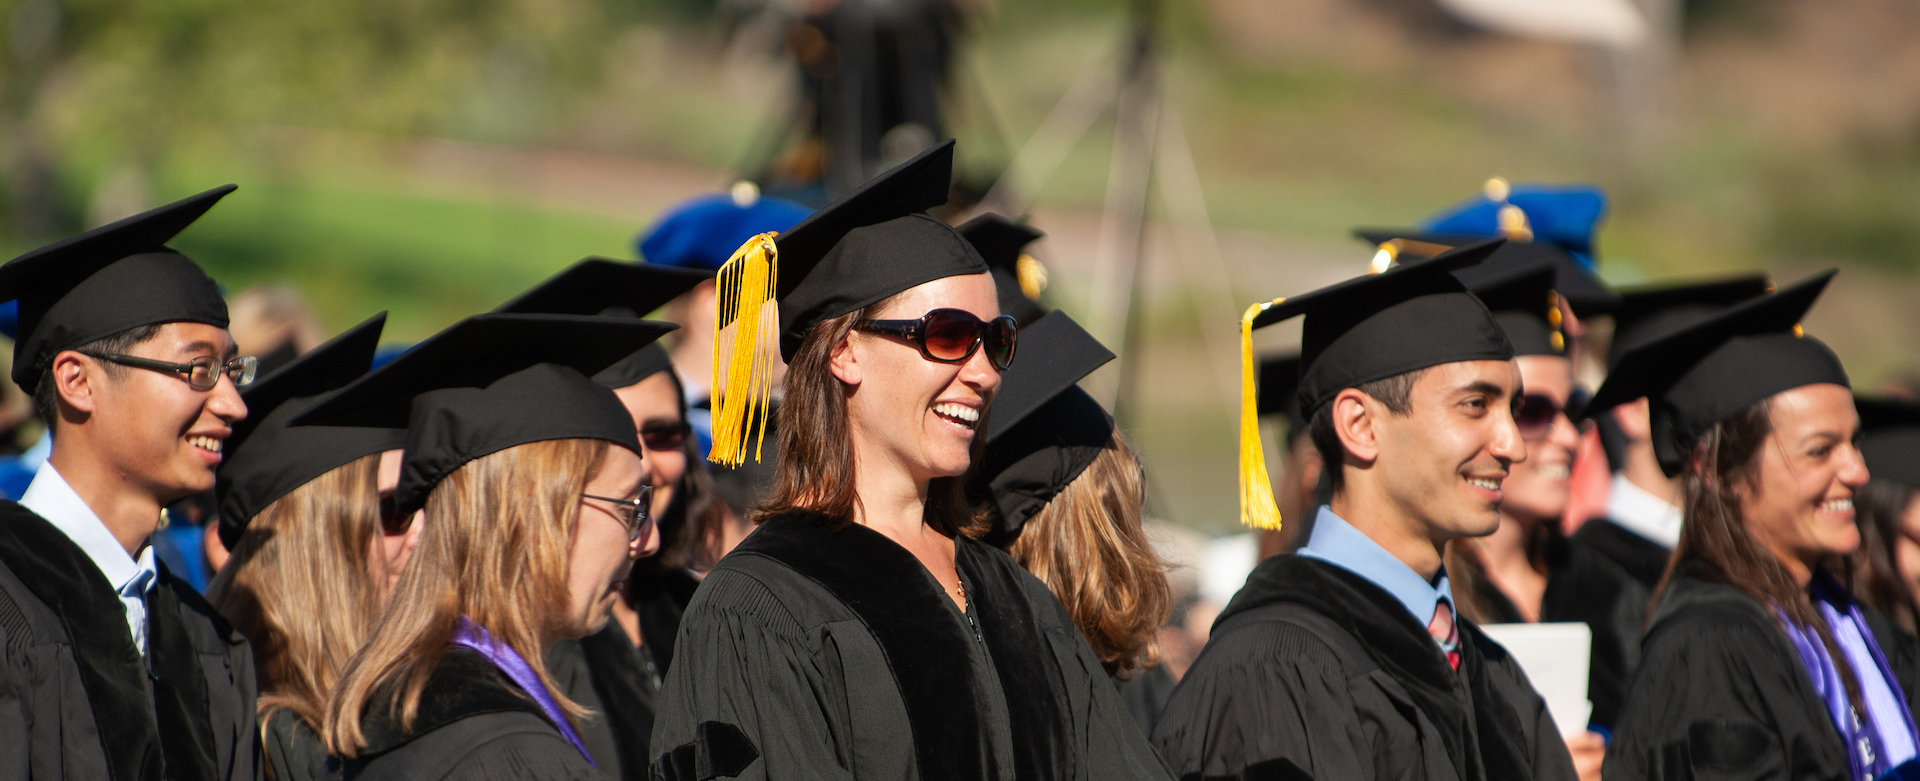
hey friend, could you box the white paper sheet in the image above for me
[1477,622,1593,737]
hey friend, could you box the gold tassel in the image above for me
[708,232,780,467]
[1239,300,1285,530]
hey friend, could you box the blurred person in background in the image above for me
[970,311,1174,736]
[1440,261,1605,776]
[1154,242,1577,781]
[227,284,325,377]
[1252,353,1324,559]
[1852,398,1920,634]
[312,313,672,778]
[1595,273,1920,781]
[651,143,1169,780]
[636,184,811,517]
[205,314,406,781]
[0,186,261,780]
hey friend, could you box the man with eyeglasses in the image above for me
[1153,241,1578,781]
[0,186,262,781]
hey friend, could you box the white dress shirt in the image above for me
[19,462,159,655]
[1604,473,1684,550]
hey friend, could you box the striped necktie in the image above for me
[1429,600,1460,671]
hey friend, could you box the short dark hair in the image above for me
[33,323,167,430]
[1308,368,1425,494]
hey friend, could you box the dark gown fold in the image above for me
[1604,567,1920,781]
[1152,554,1577,781]
[0,501,259,781]
[647,512,1172,781]
[342,647,603,780]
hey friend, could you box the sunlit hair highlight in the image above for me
[322,437,609,757]
[1006,434,1170,677]
[208,452,384,732]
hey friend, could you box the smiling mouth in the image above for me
[1819,498,1853,514]
[1534,463,1570,479]
[1466,477,1501,491]
[187,435,223,454]
[932,402,980,430]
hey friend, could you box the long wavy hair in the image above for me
[1852,479,1920,633]
[1657,399,1863,710]
[1006,434,1170,677]
[208,452,385,731]
[322,438,609,756]
[754,299,985,538]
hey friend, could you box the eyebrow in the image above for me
[1455,380,1510,400]
[176,340,237,359]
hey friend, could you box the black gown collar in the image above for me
[1219,554,1536,781]
[732,512,1075,781]
[356,647,556,758]
[0,501,222,781]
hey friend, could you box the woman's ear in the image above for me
[828,331,862,387]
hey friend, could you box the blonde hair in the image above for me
[207,453,385,731]
[322,438,610,756]
[1006,434,1170,677]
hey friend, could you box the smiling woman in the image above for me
[648,142,1170,781]
[1597,272,1920,781]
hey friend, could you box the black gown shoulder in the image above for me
[648,511,1170,781]
[1605,571,1850,781]
[345,647,603,781]
[1153,554,1576,781]
[1571,519,1671,590]
[0,500,259,781]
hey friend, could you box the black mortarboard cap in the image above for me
[1456,259,1565,357]
[957,213,1048,328]
[215,313,403,548]
[294,313,677,514]
[1236,240,1512,529]
[1610,274,1772,370]
[1587,271,1847,476]
[492,258,706,389]
[0,185,236,392]
[707,139,985,467]
[1859,397,1920,491]
[1353,229,1622,317]
[971,311,1115,545]
[1257,353,1308,439]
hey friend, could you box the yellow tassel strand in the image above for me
[1239,300,1285,530]
[708,232,781,467]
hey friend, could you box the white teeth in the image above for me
[1537,464,1570,479]
[187,436,221,453]
[1821,499,1853,513]
[1467,478,1501,491]
[932,403,980,425]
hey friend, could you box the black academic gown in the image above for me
[342,648,603,781]
[648,512,1172,781]
[1540,520,1667,732]
[261,709,330,781]
[549,572,690,781]
[1604,567,1920,781]
[1152,555,1579,781]
[0,502,259,781]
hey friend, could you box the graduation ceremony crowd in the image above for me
[6,136,1920,781]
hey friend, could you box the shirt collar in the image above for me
[1298,505,1454,627]
[1605,473,1683,549]
[19,462,158,598]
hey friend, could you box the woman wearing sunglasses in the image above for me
[206,314,406,781]
[1437,263,1608,778]
[1850,398,1920,634]
[649,143,1170,781]
[305,313,671,780]
[1599,273,1920,781]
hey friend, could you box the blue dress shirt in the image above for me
[1297,505,1456,637]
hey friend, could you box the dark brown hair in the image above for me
[35,323,164,429]
[1006,434,1170,677]
[754,303,985,537]
[1852,479,1920,633]
[1657,398,1863,709]
[1309,368,1425,493]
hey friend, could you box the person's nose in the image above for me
[1491,404,1527,465]
[960,341,1001,394]
[208,373,248,424]
[1549,410,1582,453]
[1838,442,1870,490]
